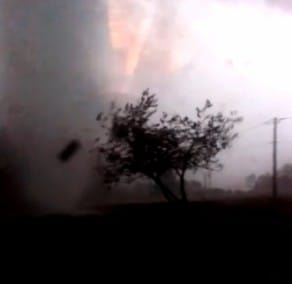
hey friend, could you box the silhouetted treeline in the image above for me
[250,163,292,197]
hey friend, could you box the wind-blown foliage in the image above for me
[95,89,242,202]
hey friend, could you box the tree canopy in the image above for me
[94,89,242,202]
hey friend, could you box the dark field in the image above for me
[2,200,292,282]
[3,198,292,239]
[3,198,292,226]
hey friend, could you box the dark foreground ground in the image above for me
[2,199,292,282]
[3,197,292,225]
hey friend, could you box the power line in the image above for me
[239,119,274,136]
[264,116,292,124]
[239,116,292,141]
[240,123,266,133]
[279,116,292,121]
[235,142,271,149]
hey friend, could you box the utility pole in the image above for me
[255,116,292,200]
[272,117,278,201]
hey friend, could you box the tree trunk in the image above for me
[179,174,188,202]
[154,178,179,202]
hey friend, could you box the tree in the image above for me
[245,174,257,190]
[279,163,292,177]
[94,89,242,202]
[252,173,272,196]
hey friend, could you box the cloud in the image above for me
[0,0,110,213]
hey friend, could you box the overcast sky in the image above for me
[109,0,292,189]
[1,0,292,211]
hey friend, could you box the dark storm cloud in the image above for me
[0,0,111,213]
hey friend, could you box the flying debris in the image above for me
[58,140,81,163]
[206,99,212,108]
[196,107,201,118]
[96,112,102,121]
